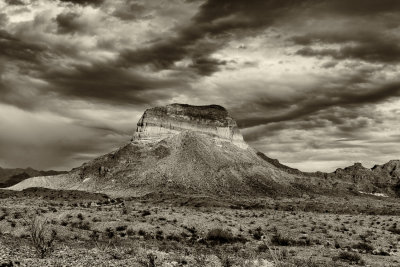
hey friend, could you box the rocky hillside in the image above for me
[8,103,400,198]
[257,154,400,197]
[11,131,315,197]
[329,161,400,195]
[9,104,315,197]
[0,167,66,188]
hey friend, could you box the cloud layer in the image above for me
[1,0,400,171]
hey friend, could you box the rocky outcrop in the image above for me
[133,104,247,149]
[372,160,400,178]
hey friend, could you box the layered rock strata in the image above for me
[133,104,247,148]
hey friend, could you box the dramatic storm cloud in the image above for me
[1,0,400,171]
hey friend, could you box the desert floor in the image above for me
[0,188,399,267]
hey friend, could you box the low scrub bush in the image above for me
[388,226,400,235]
[352,242,374,253]
[271,233,291,246]
[334,251,364,264]
[166,233,181,242]
[271,232,312,247]
[28,216,57,258]
[116,225,127,232]
[206,228,246,244]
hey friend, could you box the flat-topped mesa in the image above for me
[133,103,247,148]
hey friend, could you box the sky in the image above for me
[1,0,400,172]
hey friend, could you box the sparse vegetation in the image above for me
[206,228,245,244]
[334,251,364,265]
[0,189,399,266]
[28,216,57,258]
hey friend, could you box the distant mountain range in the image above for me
[0,167,67,188]
[258,153,400,196]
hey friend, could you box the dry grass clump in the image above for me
[27,216,57,258]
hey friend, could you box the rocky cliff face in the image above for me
[133,104,247,149]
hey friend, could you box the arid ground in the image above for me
[0,189,399,267]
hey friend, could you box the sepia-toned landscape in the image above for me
[2,0,400,266]
[1,104,400,267]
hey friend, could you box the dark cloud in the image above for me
[0,30,47,63]
[321,61,338,69]
[55,12,84,34]
[59,0,104,6]
[319,0,400,16]
[189,56,227,76]
[290,6,400,64]
[243,106,375,143]
[236,76,400,129]
[118,0,309,74]
[4,0,25,6]
[38,62,188,105]
[296,41,400,64]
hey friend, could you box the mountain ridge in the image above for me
[0,166,67,188]
[257,153,400,196]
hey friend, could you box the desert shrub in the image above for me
[89,230,100,241]
[295,236,313,246]
[257,243,269,252]
[122,207,128,215]
[79,221,91,230]
[126,228,135,237]
[92,217,101,222]
[71,221,90,230]
[138,229,146,236]
[77,213,84,220]
[146,253,157,267]
[334,251,363,264]
[116,225,127,232]
[270,232,290,246]
[252,226,263,240]
[206,228,245,244]
[207,228,234,244]
[388,226,400,235]
[106,227,115,238]
[142,210,151,216]
[155,230,164,240]
[219,255,234,267]
[352,242,374,253]
[94,240,114,252]
[166,233,181,242]
[376,249,390,256]
[28,216,57,258]
[269,247,288,265]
